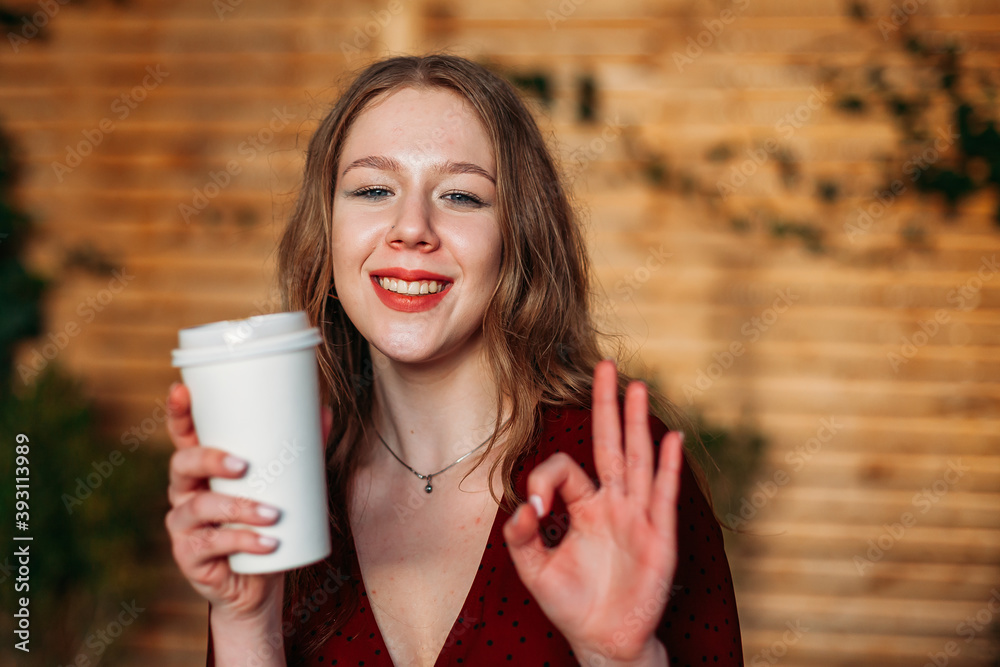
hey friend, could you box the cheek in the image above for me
[331,214,376,269]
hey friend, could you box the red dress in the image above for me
[207,405,743,666]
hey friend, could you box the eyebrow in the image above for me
[341,155,496,185]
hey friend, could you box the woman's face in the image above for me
[331,86,501,365]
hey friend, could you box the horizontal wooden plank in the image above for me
[740,629,997,666]
[735,521,1000,563]
[725,487,1000,529]
[738,591,1000,635]
[735,556,1000,601]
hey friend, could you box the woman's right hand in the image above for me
[163,382,333,622]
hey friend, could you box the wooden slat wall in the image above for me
[3,0,999,665]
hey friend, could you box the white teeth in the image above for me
[377,277,447,295]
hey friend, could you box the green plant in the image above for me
[839,3,1000,223]
[0,128,45,390]
[687,412,768,527]
[0,122,168,666]
[0,368,170,666]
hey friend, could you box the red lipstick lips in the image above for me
[370,268,452,313]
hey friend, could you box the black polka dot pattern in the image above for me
[204,405,743,666]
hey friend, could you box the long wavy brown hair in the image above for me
[275,53,709,664]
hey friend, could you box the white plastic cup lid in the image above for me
[171,311,322,368]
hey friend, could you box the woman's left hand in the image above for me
[502,359,683,667]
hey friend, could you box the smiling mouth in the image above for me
[372,276,452,296]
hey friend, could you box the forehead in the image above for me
[340,86,494,169]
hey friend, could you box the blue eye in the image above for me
[444,191,486,207]
[353,186,392,200]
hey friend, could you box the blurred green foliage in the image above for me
[0,126,169,664]
[842,4,1000,224]
[689,413,768,528]
[0,370,169,666]
[643,375,767,528]
[621,3,1000,255]
[0,128,45,389]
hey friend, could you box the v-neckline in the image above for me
[349,494,507,666]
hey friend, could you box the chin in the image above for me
[372,333,443,364]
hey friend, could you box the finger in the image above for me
[166,382,200,449]
[502,501,549,583]
[166,491,281,537]
[592,359,625,495]
[178,525,279,570]
[623,381,654,506]
[526,451,598,516]
[168,446,248,505]
[651,431,684,541]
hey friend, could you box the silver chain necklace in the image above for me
[374,420,507,494]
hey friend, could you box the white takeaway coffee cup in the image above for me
[171,311,331,574]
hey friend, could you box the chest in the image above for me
[349,471,503,667]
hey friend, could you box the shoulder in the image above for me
[529,403,672,475]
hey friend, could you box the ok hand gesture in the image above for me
[502,360,682,667]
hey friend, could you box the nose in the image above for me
[387,189,439,251]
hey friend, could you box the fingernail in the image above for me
[257,535,279,549]
[677,430,686,444]
[256,504,281,521]
[529,494,544,518]
[168,381,179,395]
[223,455,248,473]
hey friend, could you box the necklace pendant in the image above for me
[424,482,433,493]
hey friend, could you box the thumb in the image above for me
[503,499,549,585]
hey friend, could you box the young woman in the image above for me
[165,54,742,666]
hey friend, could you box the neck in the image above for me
[366,333,510,480]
